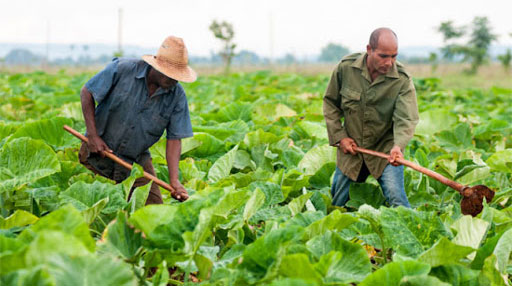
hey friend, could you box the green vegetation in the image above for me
[0,71,511,285]
[209,20,237,74]
[438,16,498,74]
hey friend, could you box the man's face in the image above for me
[154,69,178,89]
[367,39,398,75]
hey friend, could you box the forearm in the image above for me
[80,86,99,136]
[166,139,182,183]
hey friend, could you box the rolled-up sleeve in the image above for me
[323,65,349,146]
[166,91,193,140]
[84,58,119,104]
[393,78,419,150]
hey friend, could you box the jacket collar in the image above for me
[351,52,399,81]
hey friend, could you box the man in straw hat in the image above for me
[79,36,196,204]
[323,28,419,208]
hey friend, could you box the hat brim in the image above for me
[142,55,197,83]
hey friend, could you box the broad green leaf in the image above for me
[346,183,386,209]
[243,129,280,149]
[288,192,314,217]
[0,137,61,193]
[486,149,512,173]
[478,255,508,286]
[399,275,451,286]
[191,189,251,253]
[82,197,108,225]
[268,278,316,286]
[149,136,202,164]
[0,121,19,142]
[418,237,475,267]
[249,181,285,207]
[298,144,336,175]
[429,264,480,286]
[359,260,431,286]
[234,149,256,170]
[48,254,136,286]
[216,102,253,122]
[293,121,328,140]
[59,181,126,214]
[104,211,143,261]
[435,123,472,151]
[451,215,489,259]
[0,210,39,229]
[208,145,239,183]
[303,210,357,240]
[307,231,371,283]
[129,204,178,235]
[8,117,76,150]
[308,162,336,189]
[187,132,224,157]
[25,230,91,266]
[243,188,266,221]
[492,228,512,273]
[19,204,95,252]
[278,253,323,284]
[194,120,250,142]
[0,267,54,286]
[415,109,457,136]
[380,207,451,258]
[239,226,304,279]
[126,183,151,214]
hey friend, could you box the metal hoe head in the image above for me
[460,185,495,217]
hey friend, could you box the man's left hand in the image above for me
[389,145,403,166]
[170,180,189,201]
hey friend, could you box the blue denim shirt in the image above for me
[84,58,193,180]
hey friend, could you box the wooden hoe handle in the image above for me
[354,147,466,193]
[63,125,183,200]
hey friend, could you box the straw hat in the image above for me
[142,36,197,83]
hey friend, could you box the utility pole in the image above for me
[269,12,274,65]
[44,20,50,70]
[117,8,123,57]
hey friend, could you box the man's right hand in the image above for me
[87,134,112,156]
[340,138,358,155]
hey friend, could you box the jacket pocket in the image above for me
[340,87,361,113]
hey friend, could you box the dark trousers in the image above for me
[78,142,163,205]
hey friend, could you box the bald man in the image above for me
[323,28,419,208]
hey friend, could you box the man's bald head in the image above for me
[369,28,398,50]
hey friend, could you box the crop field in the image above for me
[0,70,511,285]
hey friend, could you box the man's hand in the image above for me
[340,137,358,155]
[87,134,112,157]
[389,145,403,166]
[171,180,189,201]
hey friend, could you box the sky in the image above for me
[1,0,511,58]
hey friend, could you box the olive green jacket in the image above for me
[323,53,419,181]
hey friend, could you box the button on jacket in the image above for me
[84,58,193,181]
[323,53,419,181]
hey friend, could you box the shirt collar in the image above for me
[135,61,149,79]
[351,52,399,80]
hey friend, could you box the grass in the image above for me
[1,63,510,90]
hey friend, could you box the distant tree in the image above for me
[278,53,297,65]
[113,51,124,58]
[437,16,497,74]
[319,43,350,62]
[498,49,511,72]
[4,49,43,66]
[234,50,260,65]
[428,52,438,73]
[209,20,236,74]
